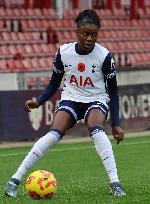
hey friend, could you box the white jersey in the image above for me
[57,42,110,104]
[37,42,119,126]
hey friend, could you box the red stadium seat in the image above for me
[24,44,34,54]
[131,20,139,28]
[144,19,150,27]
[125,42,133,51]
[28,20,36,28]
[16,45,26,54]
[24,32,33,41]
[56,31,64,43]
[41,19,50,28]
[124,30,129,38]
[27,8,35,17]
[0,8,6,17]
[39,58,48,69]
[20,20,28,31]
[35,19,42,28]
[41,44,50,53]
[63,31,72,41]
[56,19,64,29]
[32,44,42,54]
[20,8,28,16]
[63,10,70,19]
[138,9,146,19]
[1,45,10,55]
[116,30,123,39]
[10,32,18,41]
[1,7,149,69]
[113,8,126,18]
[132,41,139,50]
[98,9,112,19]
[110,31,116,39]
[49,20,57,29]
[127,53,150,67]
[42,8,57,18]
[0,59,8,71]
[22,58,32,70]
[31,32,41,41]
[70,31,77,40]
[70,20,76,28]
[7,59,17,71]
[31,58,41,70]
[17,32,27,42]
[34,8,42,17]
[13,8,21,17]
[46,57,52,67]
[62,19,71,28]
[8,45,18,55]
[6,8,14,16]
[1,32,11,41]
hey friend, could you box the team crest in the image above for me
[91,64,98,73]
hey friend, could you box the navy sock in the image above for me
[11,178,20,185]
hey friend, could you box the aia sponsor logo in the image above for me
[70,75,94,87]
[69,62,94,87]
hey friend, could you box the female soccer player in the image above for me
[5,9,126,197]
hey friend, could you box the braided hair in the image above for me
[75,9,100,28]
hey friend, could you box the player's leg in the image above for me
[5,110,73,197]
[85,104,125,196]
[12,111,72,181]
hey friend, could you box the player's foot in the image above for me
[5,178,20,197]
[110,182,126,197]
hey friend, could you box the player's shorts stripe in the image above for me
[84,103,108,123]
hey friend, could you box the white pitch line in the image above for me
[0,140,150,158]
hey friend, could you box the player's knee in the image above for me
[86,116,104,131]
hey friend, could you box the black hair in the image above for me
[75,9,100,28]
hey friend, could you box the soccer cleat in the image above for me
[110,182,126,197]
[5,178,20,198]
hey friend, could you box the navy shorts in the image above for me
[55,100,109,127]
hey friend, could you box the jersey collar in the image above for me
[75,43,95,55]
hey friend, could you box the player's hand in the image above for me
[24,97,39,112]
[112,126,124,144]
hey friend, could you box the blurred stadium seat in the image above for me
[0,5,149,76]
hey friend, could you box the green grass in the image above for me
[0,136,150,204]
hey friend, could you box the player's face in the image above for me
[77,24,99,52]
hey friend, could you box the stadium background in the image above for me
[0,0,149,141]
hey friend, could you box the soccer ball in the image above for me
[25,170,57,199]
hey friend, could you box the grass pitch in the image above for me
[0,135,150,204]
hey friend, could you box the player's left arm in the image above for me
[102,52,124,144]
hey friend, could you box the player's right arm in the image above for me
[25,48,64,112]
